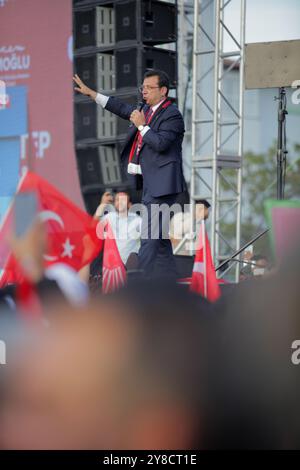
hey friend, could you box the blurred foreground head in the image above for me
[206,245,300,449]
[0,281,209,449]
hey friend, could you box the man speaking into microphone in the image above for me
[73,69,185,278]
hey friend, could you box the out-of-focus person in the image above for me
[169,199,211,255]
[0,282,208,450]
[251,254,271,278]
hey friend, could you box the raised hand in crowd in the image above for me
[94,191,114,220]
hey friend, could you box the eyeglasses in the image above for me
[138,85,160,92]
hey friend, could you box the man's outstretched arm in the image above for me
[73,74,98,101]
[73,74,135,120]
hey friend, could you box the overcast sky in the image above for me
[224,0,300,48]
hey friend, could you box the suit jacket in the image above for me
[105,96,186,198]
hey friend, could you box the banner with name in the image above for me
[0,0,83,221]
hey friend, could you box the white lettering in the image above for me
[0,340,6,365]
[20,133,29,160]
[32,131,51,159]
[291,340,300,365]
[291,80,300,105]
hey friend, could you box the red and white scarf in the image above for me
[127,99,172,175]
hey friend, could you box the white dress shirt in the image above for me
[95,93,165,137]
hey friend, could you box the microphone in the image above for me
[129,100,145,127]
[137,100,145,111]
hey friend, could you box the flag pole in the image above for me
[0,169,29,284]
[202,220,207,298]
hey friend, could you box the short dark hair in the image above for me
[116,189,130,199]
[143,69,170,95]
[195,199,211,209]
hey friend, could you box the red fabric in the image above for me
[0,255,19,286]
[128,99,172,163]
[16,279,42,319]
[190,225,221,302]
[0,171,103,287]
[136,108,153,155]
[128,107,153,163]
[217,278,230,284]
[102,222,126,294]
[178,277,229,286]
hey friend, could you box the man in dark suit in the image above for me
[73,70,185,277]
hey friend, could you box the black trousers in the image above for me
[138,187,178,278]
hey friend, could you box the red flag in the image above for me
[0,255,20,286]
[102,221,126,294]
[190,222,221,302]
[0,171,103,286]
[16,279,43,319]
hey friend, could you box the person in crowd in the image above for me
[203,245,300,449]
[169,199,211,255]
[0,281,209,449]
[0,220,89,313]
[78,190,142,287]
[251,254,271,278]
[95,190,142,266]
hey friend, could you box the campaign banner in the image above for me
[265,199,300,262]
[0,0,83,219]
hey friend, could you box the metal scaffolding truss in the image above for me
[177,0,194,179]
[177,0,194,114]
[186,0,246,281]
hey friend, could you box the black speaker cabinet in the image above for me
[76,147,103,187]
[75,53,115,92]
[74,6,115,50]
[76,145,122,188]
[116,46,176,90]
[75,93,141,141]
[75,101,116,140]
[115,0,176,45]
[82,190,103,216]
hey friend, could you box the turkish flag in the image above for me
[102,221,126,294]
[190,222,221,302]
[0,171,103,286]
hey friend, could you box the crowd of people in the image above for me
[0,67,298,450]
[0,208,300,450]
